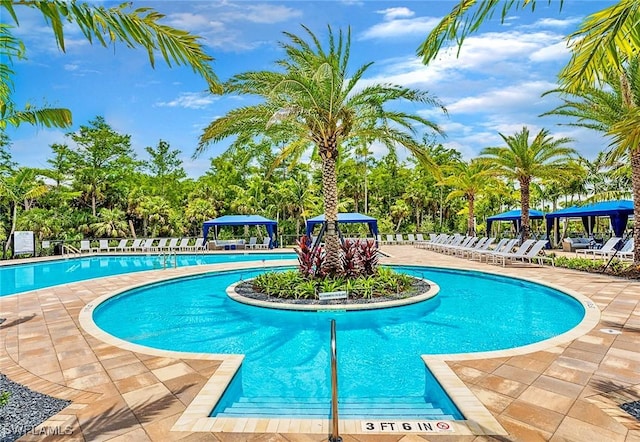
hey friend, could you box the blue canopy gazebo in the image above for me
[545,200,634,241]
[486,209,545,235]
[305,212,379,242]
[202,215,277,248]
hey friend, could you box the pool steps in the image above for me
[215,397,456,419]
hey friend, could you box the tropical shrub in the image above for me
[296,236,315,278]
[252,267,414,300]
[341,239,362,278]
[295,235,380,280]
[359,239,379,276]
[553,256,629,274]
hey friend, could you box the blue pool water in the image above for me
[0,253,295,297]
[93,266,585,420]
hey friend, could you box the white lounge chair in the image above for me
[441,236,476,255]
[416,233,425,242]
[433,235,464,253]
[255,237,270,249]
[97,239,110,252]
[151,238,169,252]
[80,240,92,253]
[247,237,258,249]
[183,238,205,251]
[471,238,515,262]
[420,233,448,250]
[576,237,621,257]
[114,239,130,252]
[177,238,190,250]
[139,238,155,252]
[451,237,485,257]
[385,234,395,245]
[517,239,552,265]
[618,238,635,260]
[460,237,494,258]
[406,234,416,244]
[124,238,143,252]
[490,239,536,266]
[166,238,180,250]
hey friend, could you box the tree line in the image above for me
[0,115,631,252]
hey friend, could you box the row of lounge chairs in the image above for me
[416,234,552,266]
[77,236,273,253]
[210,237,270,250]
[378,233,426,245]
[79,238,206,253]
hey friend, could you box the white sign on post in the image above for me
[13,231,35,256]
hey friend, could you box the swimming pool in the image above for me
[92,265,586,420]
[0,253,296,297]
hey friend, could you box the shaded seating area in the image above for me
[562,237,592,252]
[202,215,277,249]
[546,200,633,246]
[305,212,379,245]
[486,209,545,237]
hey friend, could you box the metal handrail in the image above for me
[329,319,342,442]
[63,244,81,255]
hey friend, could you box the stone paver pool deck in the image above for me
[0,246,639,441]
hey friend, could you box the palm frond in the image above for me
[0,105,72,130]
[560,1,640,92]
[19,0,221,92]
[417,0,550,64]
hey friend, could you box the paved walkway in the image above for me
[0,247,638,441]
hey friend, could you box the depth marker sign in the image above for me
[361,421,454,433]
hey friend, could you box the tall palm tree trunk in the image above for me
[3,203,18,255]
[631,149,640,264]
[320,154,343,275]
[520,177,531,241]
[467,196,475,236]
[620,70,640,265]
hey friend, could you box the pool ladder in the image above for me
[329,319,342,442]
[159,250,177,269]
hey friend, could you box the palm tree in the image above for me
[196,26,445,275]
[417,1,639,92]
[543,55,640,261]
[419,1,640,247]
[1,1,220,130]
[90,208,129,238]
[441,159,496,236]
[0,168,48,254]
[481,127,576,240]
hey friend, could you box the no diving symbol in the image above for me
[436,422,450,430]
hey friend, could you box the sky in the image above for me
[5,0,614,177]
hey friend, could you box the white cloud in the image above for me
[362,29,565,90]
[529,41,570,62]
[360,16,440,40]
[165,12,226,32]
[377,7,415,20]
[164,4,301,51]
[156,92,218,109]
[236,4,303,24]
[446,81,558,114]
[525,17,583,29]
